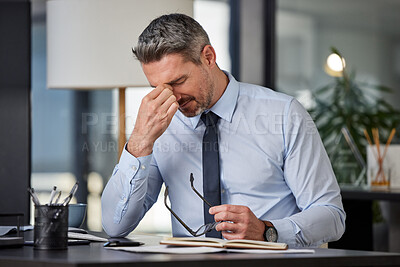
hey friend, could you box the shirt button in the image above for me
[221,189,226,194]
[132,166,137,171]
[122,196,126,201]
[141,165,146,170]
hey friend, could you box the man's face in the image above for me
[142,53,214,117]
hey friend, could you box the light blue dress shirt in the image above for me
[101,72,346,247]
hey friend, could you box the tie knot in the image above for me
[201,112,220,127]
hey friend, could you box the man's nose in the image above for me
[174,92,182,102]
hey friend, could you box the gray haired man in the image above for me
[102,14,345,247]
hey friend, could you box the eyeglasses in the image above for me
[164,173,220,237]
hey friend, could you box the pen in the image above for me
[62,182,79,206]
[54,191,62,205]
[27,187,41,206]
[103,240,144,247]
[49,186,57,205]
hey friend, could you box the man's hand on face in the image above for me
[127,84,178,157]
[209,204,265,241]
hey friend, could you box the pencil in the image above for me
[382,128,396,160]
[372,128,384,183]
[364,129,378,162]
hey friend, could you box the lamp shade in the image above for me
[47,0,193,89]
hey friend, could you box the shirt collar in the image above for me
[184,71,239,129]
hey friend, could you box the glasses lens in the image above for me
[196,222,219,236]
[196,224,208,235]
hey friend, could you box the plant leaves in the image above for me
[308,48,400,184]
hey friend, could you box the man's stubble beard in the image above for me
[179,71,215,118]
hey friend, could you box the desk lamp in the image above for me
[47,0,193,157]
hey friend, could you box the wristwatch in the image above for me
[263,221,278,242]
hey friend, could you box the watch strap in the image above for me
[264,221,274,228]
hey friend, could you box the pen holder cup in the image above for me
[34,205,68,250]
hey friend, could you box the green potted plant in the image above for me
[308,47,400,185]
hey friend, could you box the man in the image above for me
[101,13,345,247]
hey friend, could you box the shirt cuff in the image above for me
[118,144,152,182]
[269,218,298,246]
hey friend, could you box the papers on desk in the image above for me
[67,232,108,242]
[107,245,225,254]
[0,225,33,236]
[105,245,315,254]
[0,226,32,248]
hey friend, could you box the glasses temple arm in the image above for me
[164,187,197,236]
[190,173,213,207]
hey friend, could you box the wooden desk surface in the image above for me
[1,234,400,267]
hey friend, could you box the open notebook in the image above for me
[160,236,288,250]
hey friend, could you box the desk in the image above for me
[330,187,400,251]
[1,235,400,267]
[340,187,400,201]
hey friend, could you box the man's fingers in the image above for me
[166,101,179,121]
[160,94,177,114]
[143,84,173,105]
[221,232,237,240]
[140,85,175,122]
[215,221,240,233]
[221,231,248,240]
[145,85,165,100]
[214,211,242,223]
[153,87,174,106]
[155,95,178,125]
[210,204,265,241]
[209,204,248,215]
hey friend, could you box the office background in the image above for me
[1,0,399,251]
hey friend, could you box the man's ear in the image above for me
[201,45,217,67]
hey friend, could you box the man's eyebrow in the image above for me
[149,75,188,88]
[167,75,188,85]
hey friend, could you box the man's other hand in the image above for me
[209,204,265,240]
[127,84,178,157]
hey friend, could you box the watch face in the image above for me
[265,227,278,242]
